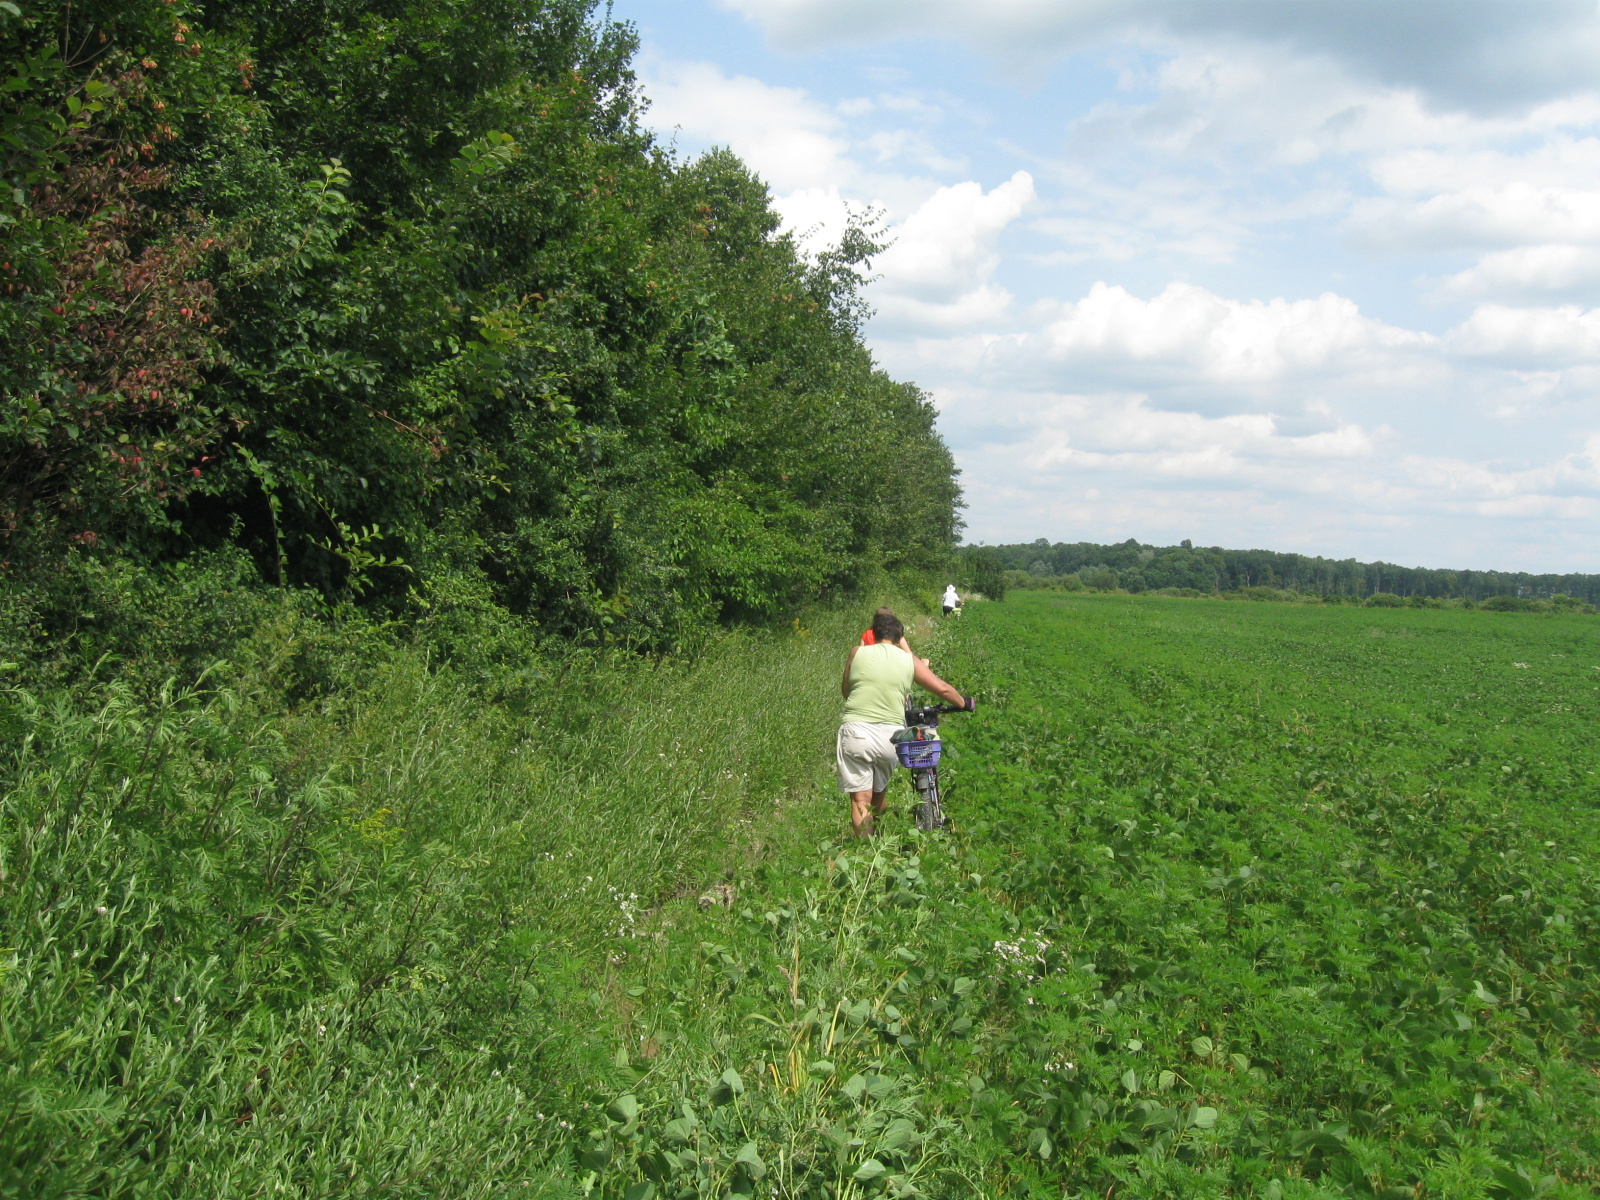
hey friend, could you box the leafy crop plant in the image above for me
[576,592,1600,1198]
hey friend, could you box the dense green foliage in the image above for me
[0,0,961,649]
[983,539,1600,605]
[8,592,1598,1197]
[957,544,1007,602]
[0,607,863,1196]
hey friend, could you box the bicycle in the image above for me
[892,700,974,831]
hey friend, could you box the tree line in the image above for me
[980,538,1600,605]
[0,0,962,661]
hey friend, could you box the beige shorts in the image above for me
[836,722,900,793]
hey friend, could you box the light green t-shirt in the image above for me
[842,643,914,726]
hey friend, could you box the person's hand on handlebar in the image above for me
[963,695,977,712]
[912,657,966,707]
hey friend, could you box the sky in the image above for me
[613,0,1600,572]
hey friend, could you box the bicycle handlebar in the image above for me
[905,697,977,724]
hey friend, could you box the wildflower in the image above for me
[992,936,1052,981]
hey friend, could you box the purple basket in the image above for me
[896,739,942,769]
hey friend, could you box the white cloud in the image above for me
[858,173,1036,333]
[682,8,1600,295]
[944,385,1600,563]
[1037,282,1433,383]
[768,185,853,254]
[999,48,1595,282]
[639,59,1036,331]
[718,0,1600,111]
[875,172,1034,301]
[872,284,1017,334]
[1036,39,1600,282]
[1394,436,1600,521]
[887,282,1445,404]
[1370,133,1600,196]
[1437,245,1600,299]
[1451,303,1600,364]
[640,58,849,192]
[1068,46,1432,164]
[874,272,1600,566]
[1016,394,1380,476]
[1351,182,1600,253]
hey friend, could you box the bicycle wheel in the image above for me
[914,767,944,831]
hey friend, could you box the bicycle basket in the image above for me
[895,736,941,769]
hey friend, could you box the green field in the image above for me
[6,593,1600,1198]
[579,593,1600,1199]
[930,593,1600,1195]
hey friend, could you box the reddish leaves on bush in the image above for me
[2,69,224,543]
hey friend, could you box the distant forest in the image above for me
[978,538,1600,605]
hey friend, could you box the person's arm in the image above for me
[841,645,860,699]
[912,657,966,707]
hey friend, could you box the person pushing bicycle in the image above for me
[837,609,971,836]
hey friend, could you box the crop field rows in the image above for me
[590,594,1600,1198]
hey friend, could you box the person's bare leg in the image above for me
[850,789,889,836]
[849,790,871,835]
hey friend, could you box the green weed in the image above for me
[0,612,858,1197]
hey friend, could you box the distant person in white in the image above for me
[942,584,960,615]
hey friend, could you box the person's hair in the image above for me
[871,610,904,644]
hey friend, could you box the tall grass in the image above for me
[0,609,866,1197]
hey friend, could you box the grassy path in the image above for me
[590,593,1600,1199]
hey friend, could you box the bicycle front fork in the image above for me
[911,766,944,831]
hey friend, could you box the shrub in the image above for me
[1220,586,1300,603]
[1081,567,1119,592]
[1365,591,1405,607]
[0,547,308,695]
[961,547,1008,601]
